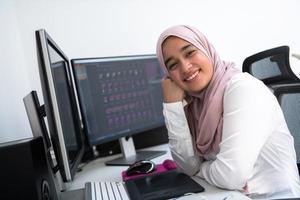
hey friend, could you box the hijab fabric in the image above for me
[156,25,240,157]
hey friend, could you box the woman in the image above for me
[156,25,300,199]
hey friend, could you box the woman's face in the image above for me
[162,36,214,93]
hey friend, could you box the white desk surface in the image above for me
[68,144,251,200]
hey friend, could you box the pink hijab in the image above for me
[156,25,240,157]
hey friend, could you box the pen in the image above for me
[222,193,233,200]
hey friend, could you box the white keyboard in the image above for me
[85,181,130,200]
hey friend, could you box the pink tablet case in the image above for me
[122,159,177,181]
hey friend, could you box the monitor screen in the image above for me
[35,29,85,181]
[71,55,165,165]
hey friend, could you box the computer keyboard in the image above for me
[84,181,130,200]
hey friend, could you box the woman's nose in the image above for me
[180,59,192,72]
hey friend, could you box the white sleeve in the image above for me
[163,102,202,176]
[198,75,278,190]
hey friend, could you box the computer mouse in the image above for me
[162,159,177,170]
[125,160,155,176]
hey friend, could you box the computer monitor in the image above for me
[35,29,85,181]
[23,90,58,173]
[71,55,166,165]
[23,91,52,150]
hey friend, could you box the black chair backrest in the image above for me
[243,46,299,85]
[270,83,300,173]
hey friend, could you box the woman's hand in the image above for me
[161,78,185,103]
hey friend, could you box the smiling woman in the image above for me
[156,25,300,199]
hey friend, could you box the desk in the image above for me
[66,144,251,200]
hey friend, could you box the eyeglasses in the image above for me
[125,160,155,176]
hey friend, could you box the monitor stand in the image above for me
[105,136,166,166]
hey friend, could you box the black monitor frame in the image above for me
[71,55,166,165]
[35,29,85,181]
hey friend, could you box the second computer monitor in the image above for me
[35,29,85,181]
[71,55,165,165]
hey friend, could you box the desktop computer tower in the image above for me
[0,136,59,200]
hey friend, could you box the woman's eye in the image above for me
[186,50,196,57]
[168,63,177,71]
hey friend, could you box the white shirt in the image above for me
[163,73,300,199]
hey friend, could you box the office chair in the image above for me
[243,46,300,174]
[242,46,300,85]
[270,83,300,174]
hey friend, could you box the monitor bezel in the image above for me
[35,29,85,181]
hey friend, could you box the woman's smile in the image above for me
[184,70,200,82]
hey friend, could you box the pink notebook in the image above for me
[122,159,177,181]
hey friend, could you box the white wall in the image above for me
[1,0,300,143]
[0,1,32,142]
